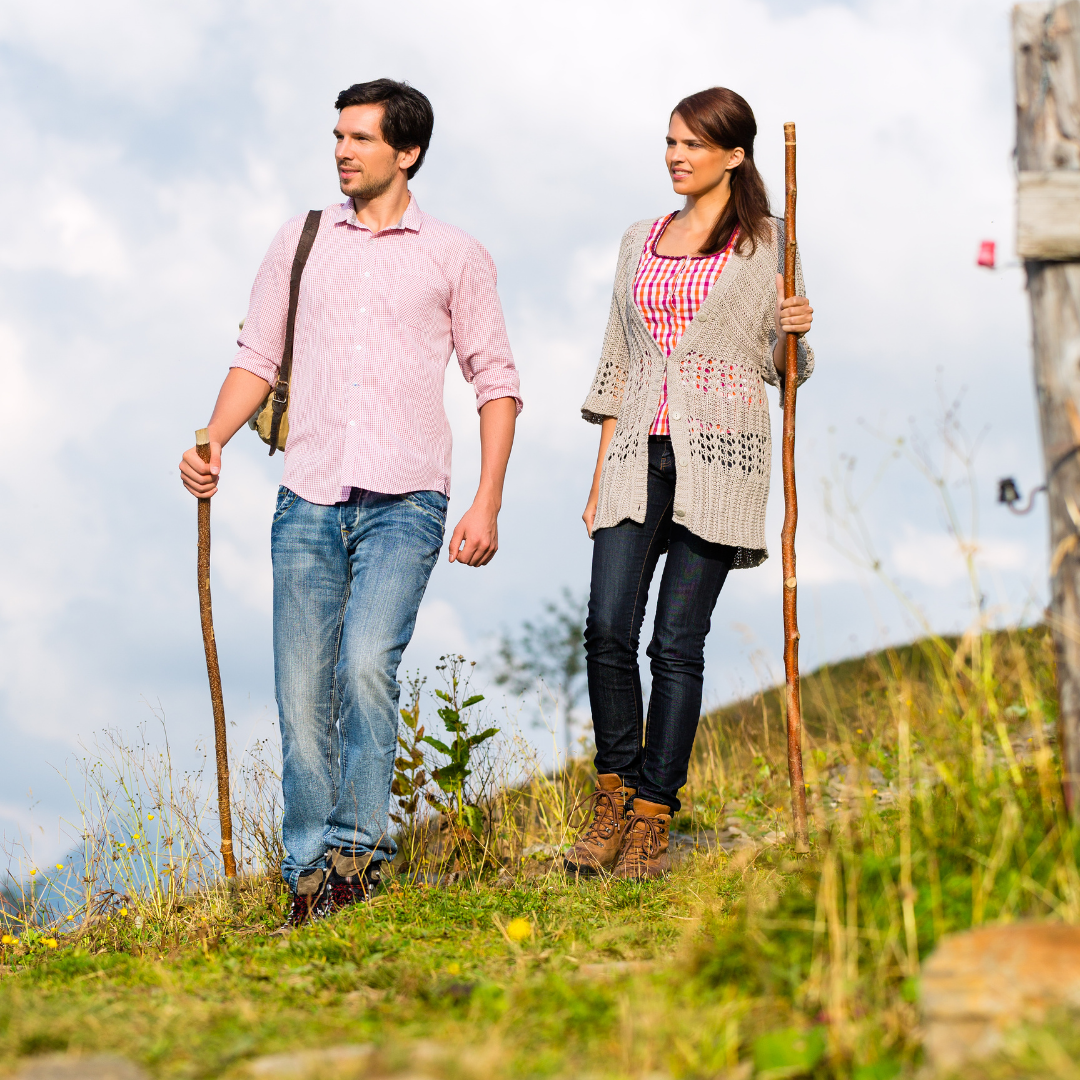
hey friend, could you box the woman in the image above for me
[567,87,814,880]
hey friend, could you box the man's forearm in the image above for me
[207,368,273,446]
[475,397,517,507]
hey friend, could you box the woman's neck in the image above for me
[678,178,731,232]
[658,177,732,256]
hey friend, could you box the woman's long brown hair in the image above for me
[673,87,771,256]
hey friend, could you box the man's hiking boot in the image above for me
[564,773,636,875]
[611,798,672,880]
[281,852,384,929]
[322,848,384,914]
[282,867,328,929]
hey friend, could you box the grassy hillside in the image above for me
[0,627,1076,1079]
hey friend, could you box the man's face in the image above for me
[334,104,416,201]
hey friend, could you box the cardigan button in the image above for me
[672,411,681,420]
[674,509,686,518]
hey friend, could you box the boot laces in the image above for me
[620,813,665,868]
[570,788,622,843]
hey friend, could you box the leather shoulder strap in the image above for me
[268,209,322,456]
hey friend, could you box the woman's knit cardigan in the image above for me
[581,216,814,569]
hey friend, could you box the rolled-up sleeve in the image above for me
[231,215,306,386]
[450,241,523,415]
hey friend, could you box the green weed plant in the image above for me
[0,625,1076,1079]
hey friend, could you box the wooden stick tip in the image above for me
[784,121,796,142]
[196,428,210,446]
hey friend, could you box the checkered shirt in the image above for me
[632,214,739,436]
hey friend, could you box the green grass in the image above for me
[1,626,1078,1079]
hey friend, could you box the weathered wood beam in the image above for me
[1014,1,1080,812]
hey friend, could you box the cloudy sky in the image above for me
[0,0,1045,860]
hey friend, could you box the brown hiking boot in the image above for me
[564,773,636,875]
[610,798,672,880]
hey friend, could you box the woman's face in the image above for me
[666,112,744,198]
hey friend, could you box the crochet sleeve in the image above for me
[581,228,637,424]
[763,217,814,392]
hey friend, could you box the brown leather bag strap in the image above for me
[268,209,322,456]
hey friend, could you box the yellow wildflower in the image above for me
[1,934,15,945]
[446,962,461,976]
[55,864,63,871]
[65,915,74,921]
[147,814,154,821]
[506,917,532,943]
[119,907,128,916]
[131,833,140,840]
[29,868,36,876]
[44,938,57,949]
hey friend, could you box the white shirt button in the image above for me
[349,421,356,427]
[672,411,681,420]
[359,307,366,314]
[364,272,371,278]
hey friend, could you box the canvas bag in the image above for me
[247,210,322,454]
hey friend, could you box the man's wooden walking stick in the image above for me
[782,123,811,853]
[195,428,237,878]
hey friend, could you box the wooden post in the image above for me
[195,428,237,877]
[782,122,811,853]
[1014,1,1080,813]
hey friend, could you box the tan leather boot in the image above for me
[564,773,636,875]
[610,798,672,880]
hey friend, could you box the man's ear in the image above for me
[399,145,421,173]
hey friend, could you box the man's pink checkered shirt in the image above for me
[232,197,522,506]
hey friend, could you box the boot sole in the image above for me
[563,857,613,877]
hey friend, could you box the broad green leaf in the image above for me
[422,736,452,755]
[460,804,484,837]
[853,1062,900,1080]
[461,694,485,708]
[752,1027,826,1077]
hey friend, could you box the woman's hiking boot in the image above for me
[611,799,672,880]
[564,773,637,875]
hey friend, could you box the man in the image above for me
[179,79,521,925]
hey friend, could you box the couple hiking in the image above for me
[179,79,814,927]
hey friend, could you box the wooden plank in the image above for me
[1018,171,1080,259]
[1014,2,1080,172]
[1014,1,1080,811]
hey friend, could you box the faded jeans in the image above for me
[585,437,736,812]
[271,486,446,892]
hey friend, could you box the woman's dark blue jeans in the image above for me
[585,437,736,812]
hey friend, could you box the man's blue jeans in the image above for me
[271,486,446,892]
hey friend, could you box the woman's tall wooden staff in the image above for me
[782,123,810,853]
[195,428,237,878]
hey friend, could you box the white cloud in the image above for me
[892,525,1029,587]
[406,599,471,675]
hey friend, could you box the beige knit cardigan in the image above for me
[581,216,814,568]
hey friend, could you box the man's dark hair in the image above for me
[335,79,434,179]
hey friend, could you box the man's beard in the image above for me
[345,168,395,201]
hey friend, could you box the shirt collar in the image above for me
[333,194,423,234]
